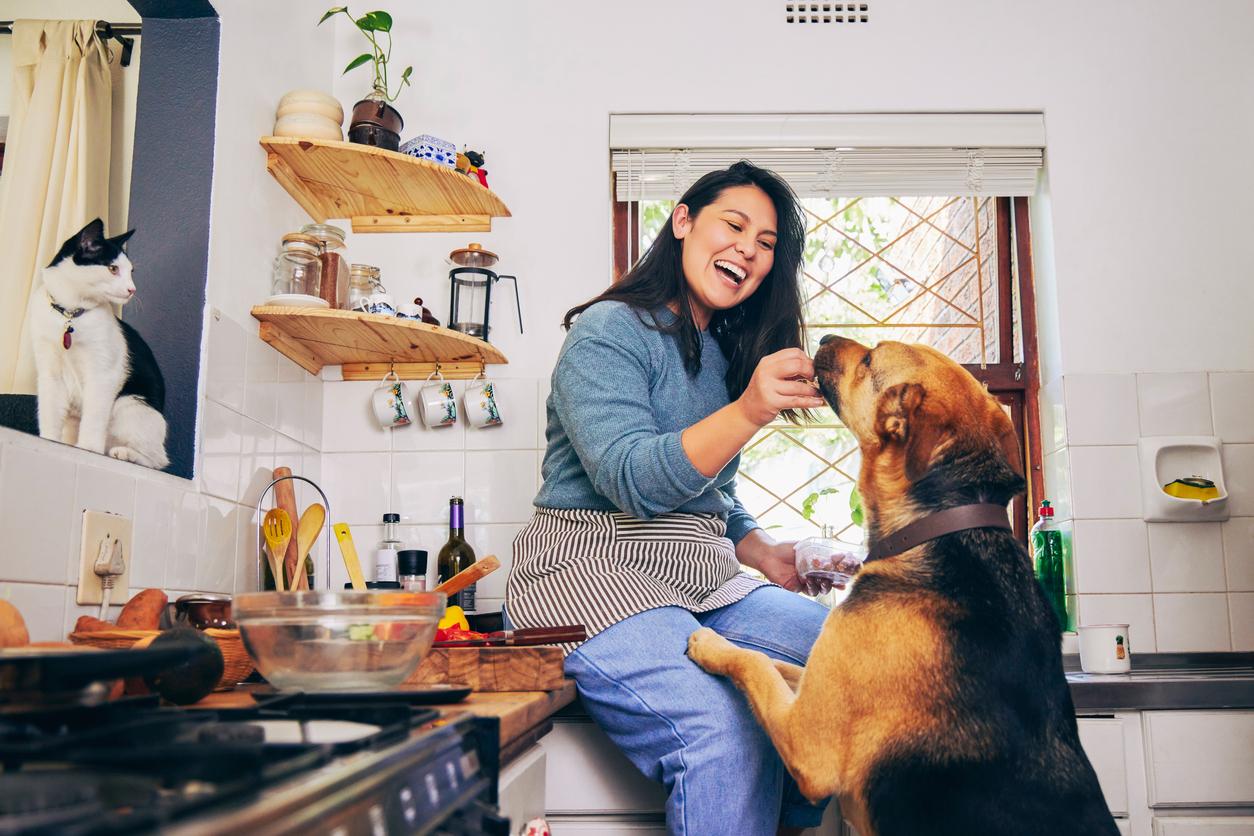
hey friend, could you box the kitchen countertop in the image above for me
[194,681,578,762]
[1063,652,1254,712]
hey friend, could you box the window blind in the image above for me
[610,113,1045,200]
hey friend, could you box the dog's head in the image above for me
[813,336,1024,523]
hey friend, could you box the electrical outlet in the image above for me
[75,510,133,606]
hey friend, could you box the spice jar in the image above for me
[271,233,323,300]
[348,263,381,311]
[300,223,349,308]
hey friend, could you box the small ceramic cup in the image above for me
[166,593,235,630]
[463,374,503,429]
[366,290,396,316]
[371,371,415,429]
[419,371,457,428]
[1077,624,1131,674]
[396,303,422,320]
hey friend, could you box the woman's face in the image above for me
[672,185,778,328]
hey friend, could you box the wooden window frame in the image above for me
[612,192,1043,541]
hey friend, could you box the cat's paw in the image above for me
[108,446,141,463]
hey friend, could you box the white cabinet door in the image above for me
[499,745,547,831]
[547,815,668,835]
[544,719,667,814]
[1117,820,1132,836]
[1144,712,1254,807]
[1152,817,1254,836]
[1078,717,1130,816]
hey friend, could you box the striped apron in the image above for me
[505,507,768,654]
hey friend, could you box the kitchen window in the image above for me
[612,188,1042,542]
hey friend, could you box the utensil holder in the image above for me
[255,474,335,591]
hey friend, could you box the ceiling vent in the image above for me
[785,2,870,23]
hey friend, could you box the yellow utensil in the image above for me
[262,508,293,592]
[293,503,326,591]
[332,522,367,591]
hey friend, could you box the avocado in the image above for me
[143,627,225,705]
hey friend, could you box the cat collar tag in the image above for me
[49,298,87,350]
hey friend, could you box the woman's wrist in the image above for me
[735,528,777,571]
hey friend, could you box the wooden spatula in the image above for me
[261,508,292,592]
[293,503,325,591]
[434,555,500,598]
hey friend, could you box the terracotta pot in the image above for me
[348,96,404,152]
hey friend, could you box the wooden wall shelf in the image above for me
[259,136,512,234]
[251,306,508,380]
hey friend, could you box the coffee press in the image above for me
[447,243,523,342]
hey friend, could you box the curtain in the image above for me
[0,20,112,393]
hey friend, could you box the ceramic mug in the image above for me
[396,303,422,320]
[371,371,415,429]
[1077,623,1131,674]
[420,371,457,428]
[463,374,503,429]
[366,290,396,316]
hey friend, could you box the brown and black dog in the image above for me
[688,336,1117,836]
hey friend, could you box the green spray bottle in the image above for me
[1030,500,1068,630]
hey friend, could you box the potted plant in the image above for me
[319,6,413,151]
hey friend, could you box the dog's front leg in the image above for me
[687,628,805,761]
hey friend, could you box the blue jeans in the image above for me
[562,586,831,835]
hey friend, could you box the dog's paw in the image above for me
[687,627,735,673]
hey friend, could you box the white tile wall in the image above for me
[1210,372,1254,444]
[1040,377,1067,455]
[1076,593,1157,652]
[0,444,76,584]
[1043,447,1074,520]
[1137,373,1213,437]
[1069,446,1142,519]
[1147,522,1227,593]
[463,379,538,452]
[1230,592,1254,651]
[1072,519,1151,594]
[1223,517,1254,591]
[392,451,464,524]
[1064,374,1139,446]
[1221,444,1254,517]
[1153,593,1231,652]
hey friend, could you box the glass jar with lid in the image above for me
[300,223,350,308]
[271,233,323,301]
[348,263,381,311]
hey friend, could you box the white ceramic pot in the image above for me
[276,89,344,124]
[273,113,343,141]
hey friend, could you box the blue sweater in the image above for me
[533,301,760,544]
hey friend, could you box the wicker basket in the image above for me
[68,628,254,691]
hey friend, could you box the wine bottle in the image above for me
[437,496,477,611]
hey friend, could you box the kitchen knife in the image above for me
[434,624,587,648]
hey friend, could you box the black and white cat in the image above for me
[30,218,169,470]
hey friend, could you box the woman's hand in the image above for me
[735,348,827,428]
[736,529,837,596]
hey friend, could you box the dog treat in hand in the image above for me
[794,536,866,586]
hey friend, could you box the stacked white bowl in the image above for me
[273,90,344,141]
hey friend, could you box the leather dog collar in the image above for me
[867,503,1013,561]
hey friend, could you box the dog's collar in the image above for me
[866,503,1013,561]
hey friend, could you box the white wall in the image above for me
[0,0,141,231]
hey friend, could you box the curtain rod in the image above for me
[0,21,140,66]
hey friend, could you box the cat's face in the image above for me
[44,218,137,307]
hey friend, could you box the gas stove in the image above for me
[0,693,508,835]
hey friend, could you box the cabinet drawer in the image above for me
[499,745,547,829]
[544,719,667,814]
[1144,712,1254,807]
[547,816,668,835]
[1077,717,1129,816]
[1152,817,1254,836]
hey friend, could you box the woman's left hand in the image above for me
[736,530,836,596]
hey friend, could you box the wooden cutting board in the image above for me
[405,646,565,692]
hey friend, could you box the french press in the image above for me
[447,243,523,342]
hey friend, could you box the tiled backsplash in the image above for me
[316,375,547,613]
[1041,371,1254,652]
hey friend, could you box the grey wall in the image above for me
[122,6,218,478]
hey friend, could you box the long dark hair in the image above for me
[564,161,808,419]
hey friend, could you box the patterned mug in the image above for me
[371,371,414,429]
[463,374,503,429]
[419,371,457,428]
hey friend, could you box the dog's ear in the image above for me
[992,406,1025,478]
[876,383,951,481]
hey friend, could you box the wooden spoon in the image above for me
[261,508,293,592]
[293,503,325,591]
[434,555,500,598]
